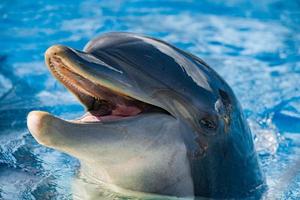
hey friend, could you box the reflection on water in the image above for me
[0,0,300,199]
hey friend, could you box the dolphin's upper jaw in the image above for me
[44,45,168,123]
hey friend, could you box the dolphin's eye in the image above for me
[199,118,216,130]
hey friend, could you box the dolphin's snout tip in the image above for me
[45,45,70,59]
[27,111,53,145]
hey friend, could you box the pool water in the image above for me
[0,0,300,199]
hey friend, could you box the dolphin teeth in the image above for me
[48,56,116,117]
[49,56,96,98]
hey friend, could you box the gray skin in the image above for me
[27,32,265,198]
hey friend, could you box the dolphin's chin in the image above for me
[27,110,162,148]
[44,45,169,123]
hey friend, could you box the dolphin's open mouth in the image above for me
[46,46,167,123]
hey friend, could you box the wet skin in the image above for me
[27,32,265,198]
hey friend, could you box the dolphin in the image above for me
[27,32,265,198]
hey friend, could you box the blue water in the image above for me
[0,0,300,199]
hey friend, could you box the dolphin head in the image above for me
[27,32,265,198]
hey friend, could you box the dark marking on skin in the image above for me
[168,150,177,167]
[199,118,217,130]
[219,89,231,107]
[217,89,233,133]
[188,137,208,160]
[155,171,189,195]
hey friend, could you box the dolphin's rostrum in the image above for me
[27,32,266,198]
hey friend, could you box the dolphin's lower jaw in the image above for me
[27,111,54,146]
[27,110,195,197]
